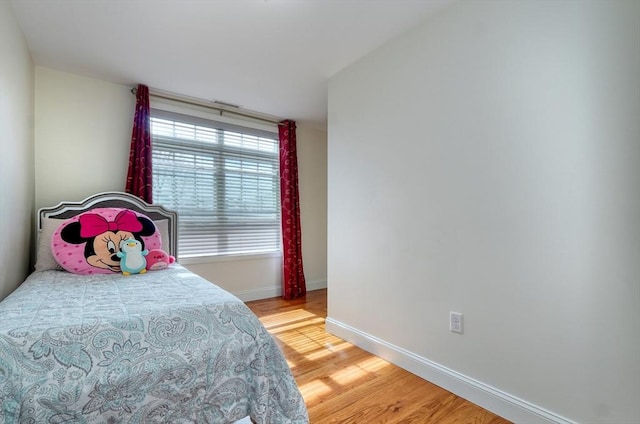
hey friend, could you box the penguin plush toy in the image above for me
[117,238,149,276]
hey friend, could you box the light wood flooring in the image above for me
[245,289,512,424]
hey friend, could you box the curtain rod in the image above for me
[131,87,284,125]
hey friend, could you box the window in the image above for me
[151,108,281,259]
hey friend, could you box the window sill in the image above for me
[178,251,282,265]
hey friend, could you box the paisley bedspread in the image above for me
[0,265,308,423]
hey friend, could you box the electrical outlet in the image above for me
[450,311,464,334]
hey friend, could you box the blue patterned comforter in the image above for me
[0,266,308,423]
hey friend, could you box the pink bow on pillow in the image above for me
[78,210,143,238]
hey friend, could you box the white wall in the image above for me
[34,67,134,210]
[327,1,639,423]
[297,124,328,287]
[0,0,34,300]
[34,68,327,299]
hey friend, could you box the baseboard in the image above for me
[306,279,328,292]
[234,279,327,302]
[234,286,280,302]
[325,317,576,424]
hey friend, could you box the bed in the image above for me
[0,192,308,423]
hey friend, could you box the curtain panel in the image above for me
[126,84,153,204]
[279,120,306,300]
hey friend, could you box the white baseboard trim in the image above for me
[234,280,327,302]
[325,317,576,424]
[234,286,280,302]
[306,279,328,292]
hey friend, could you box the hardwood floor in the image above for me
[245,289,511,424]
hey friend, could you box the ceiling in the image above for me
[11,0,455,129]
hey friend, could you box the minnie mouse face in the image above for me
[60,210,156,273]
[86,230,140,271]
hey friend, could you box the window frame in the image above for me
[150,101,282,262]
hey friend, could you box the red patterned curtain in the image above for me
[279,120,306,300]
[125,84,153,203]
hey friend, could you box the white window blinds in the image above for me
[151,109,281,258]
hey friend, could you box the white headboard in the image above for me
[38,192,178,258]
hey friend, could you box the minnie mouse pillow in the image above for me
[51,208,162,275]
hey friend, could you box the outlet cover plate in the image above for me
[450,311,464,334]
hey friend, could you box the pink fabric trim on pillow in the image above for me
[51,208,161,275]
